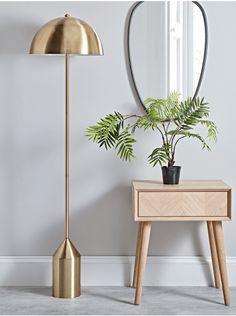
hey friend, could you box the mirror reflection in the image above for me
[129,1,206,101]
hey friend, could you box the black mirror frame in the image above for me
[125,1,208,111]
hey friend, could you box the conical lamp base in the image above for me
[53,238,81,298]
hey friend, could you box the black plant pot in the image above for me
[162,166,181,185]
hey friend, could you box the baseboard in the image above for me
[0,256,236,286]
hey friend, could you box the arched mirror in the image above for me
[126,1,208,109]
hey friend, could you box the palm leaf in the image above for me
[175,97,210,129]
[115,129,136,161]
[199,120,218,142]
[148,145,170,167]
[85,112,124,150]
[175,131,211,150]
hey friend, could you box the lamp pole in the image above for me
[52,53,81,299]
[65,53,69,239]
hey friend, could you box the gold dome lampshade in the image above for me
[30,14,103,55]
[30,14,103,299]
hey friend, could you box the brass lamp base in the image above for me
[53,238,81,298]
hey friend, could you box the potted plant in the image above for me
[86,92,217,184]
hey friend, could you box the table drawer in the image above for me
[138,191,228,217]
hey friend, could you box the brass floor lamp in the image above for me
[30,14,103,298]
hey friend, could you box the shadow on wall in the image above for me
[0,19,38,53]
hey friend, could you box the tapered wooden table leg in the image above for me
[132,222,143,288]
[207,221,221,288]
[134,221,151,305]
[213,221,230,305]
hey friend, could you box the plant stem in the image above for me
[162,123,169,145]
[162,122,174,165]
[123,114,142,120]
[157,127,166,145]
[172,135,186,161]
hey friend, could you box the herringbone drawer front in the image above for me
[138,191,228,217]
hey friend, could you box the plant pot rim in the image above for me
[162,165,181,169]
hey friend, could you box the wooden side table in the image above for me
[132,180,232,305]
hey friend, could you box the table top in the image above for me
[132,180,231,192]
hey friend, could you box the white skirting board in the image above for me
[0,256,236,286]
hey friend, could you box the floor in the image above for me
[0,286,236,315]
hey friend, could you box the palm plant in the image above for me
[86,92,217,170]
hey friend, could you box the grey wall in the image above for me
[0,1,235,257]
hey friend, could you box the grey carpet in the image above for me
[0,286,235,315]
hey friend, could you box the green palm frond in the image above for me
[174,131,211,150]
[167,91,181,106]
[144,91,180,121]
[175,97,210,129]
[136,113,160,130]
[199,120,218,142]
[116,128,136,161]
[86,112,136,161]
[85,112,124,149]
[164,91,181,120]
[148,145,171,167]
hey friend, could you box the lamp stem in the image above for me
[65,53,69,239]
[52,54,80,299]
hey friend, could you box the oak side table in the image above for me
[132,180,232,305]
